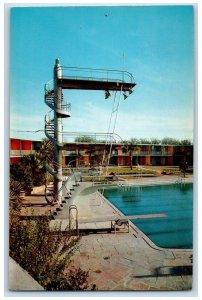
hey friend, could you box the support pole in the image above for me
[54,59,63,204]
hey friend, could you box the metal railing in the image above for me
[10,150,36,156]
[117,151,173,156]
[45,93,71,112]
[44,80,53,93]
[57,66,135,84]
[62,131,123,144]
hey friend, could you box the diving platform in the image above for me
[56,66,136,91]
[58,78,136,91]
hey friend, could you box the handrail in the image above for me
[45,117,123,145]
[44,80,53,93]
[62,131,123,144]
[46,156,73,171]
[69,205,79,236]
[45,92,71,112]
[57,65,135,84]
[44,121,124,144]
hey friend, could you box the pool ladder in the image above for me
[69,205,79,236]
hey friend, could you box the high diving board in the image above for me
[57,66,136,91]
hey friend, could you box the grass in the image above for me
[80,166,173,182]
[99,166,180,175]
[80,166,189,182]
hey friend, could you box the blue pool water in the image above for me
[103,183,193,249]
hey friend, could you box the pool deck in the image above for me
[20,175,193,291]
[56,175,193,291]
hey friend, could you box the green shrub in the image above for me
[9,180,24,228]
[9,216,90,290]
[10,153,46,190]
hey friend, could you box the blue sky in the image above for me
[10,5,194,142]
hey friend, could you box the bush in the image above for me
[10,154,46,190]
[9,180,24,228]
[9,216,90,290]
[10,161,34,190]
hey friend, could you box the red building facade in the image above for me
[10,138,193,167]
[10,138,33,164]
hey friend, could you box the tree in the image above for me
[10,153,46,192]
[10,139,53,193]
[10,159,34,193]
[161,137,180,145]
[139,138,151,144]
[122,140,139,170]
[38,139,54,161]
[75,136,97,143]
[130,138,140,144]
[180,160,188,178]
[179,139,192,146]
[150,138,161,144]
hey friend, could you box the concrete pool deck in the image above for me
[55,174,193,291]
[20,174,194,291]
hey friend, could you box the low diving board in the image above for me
[50,213,167,233]
[78,213,167,224]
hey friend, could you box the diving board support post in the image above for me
[111,219,130,234]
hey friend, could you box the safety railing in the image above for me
[62,131,123,144]
[46,156,72,173]
[69,205,79,236]
[45,92,71,113]
[57,66,135,85]
[44,80,53,93]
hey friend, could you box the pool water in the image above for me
[103,183,193,249]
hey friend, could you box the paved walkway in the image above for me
[55,175,193,291]
[71,233,192,291]
[9,257,44,291]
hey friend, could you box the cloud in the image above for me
[10,97,193,142]
[64,101,193,141]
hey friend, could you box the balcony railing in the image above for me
[63,151,76,156]
[10,150,36,156]
[10,149,173,158]
[117,151,172,156]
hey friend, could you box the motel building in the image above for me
[10,138,193,169]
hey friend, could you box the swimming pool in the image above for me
[103,183,193,249]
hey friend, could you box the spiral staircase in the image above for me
[44,79,71,206]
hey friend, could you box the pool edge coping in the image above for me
[97,181,193,253]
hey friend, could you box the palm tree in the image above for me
[10,140,52,194]
[122,141,138,170]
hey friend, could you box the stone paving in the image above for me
[70,233,192,291]
[59,175,193,291]
[20,175,193,291]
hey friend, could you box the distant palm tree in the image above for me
[122,141,139,170]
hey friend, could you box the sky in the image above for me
[10,5,194,142]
